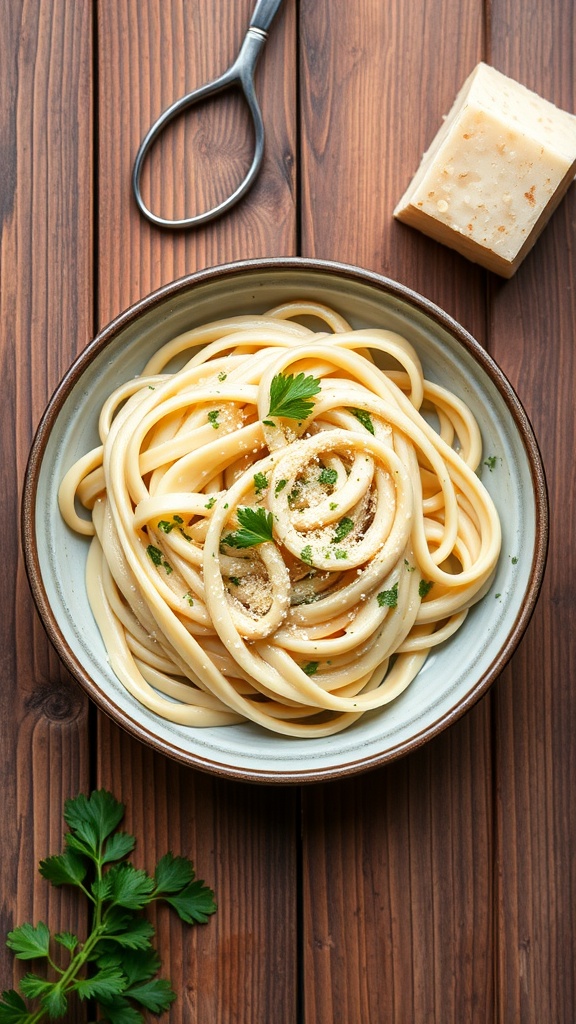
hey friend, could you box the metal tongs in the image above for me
[132,0,285,229]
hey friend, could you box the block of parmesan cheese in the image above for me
[393,63,576,277]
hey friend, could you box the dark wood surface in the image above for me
[2,0,574,1021]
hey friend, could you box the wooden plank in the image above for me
[0,0,93,1013]
[96,0,297,325]
[94,2,299,1021]
[489,1,576,1019]
[299,0,497,1019]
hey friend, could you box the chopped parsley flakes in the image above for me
[253,472,268,494]
[349,407,375,435]
[146,545,173,574]
[300,545,313,565]
[377,582,398,608]
[319,466,338,487]
[332,516,354,543]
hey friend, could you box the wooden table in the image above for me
[2,0,574,1020]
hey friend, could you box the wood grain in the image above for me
[489,3,576,1018]
[96,0,297,326]
[94,2,299,1021]
[299,0,497,1020]
[3,0,575,1020]
[0,0,92,1015]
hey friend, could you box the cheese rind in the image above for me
[394,63,576,277]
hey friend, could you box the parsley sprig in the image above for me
[221,506,274,548]
[0,790,216,1024]
[267,372,321,421]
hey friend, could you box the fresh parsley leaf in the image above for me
[332,517,354,543]
[302,662,319,676]
[163,878,218,924]
[73,966,126,1002]
[40,987,68,1020]
[377,582,398,608]
[334,549,348,559]
[123,979,176,1014]
[39,850,87,887]
[228,576,240,587]
[205,495,217,510]
[54,932,79,954]
[349,407,375,434]
[102,832,137,865]
[95,998,143,1024]
[64,790,125,853]
[117,947,160,985]
[6,922,51,960]
[18,975,54,1001]
[207,409,220,429]
[419,579,434,599]
[267,372,321,420]
[153,852,195,894]
[221,507,274,548]
[274,479,287,496]
[101,912,155,951]
[106,863,155,910]
[2,790,217,1024]
[0,989,29,1024]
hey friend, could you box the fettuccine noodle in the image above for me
[58,301,501,737]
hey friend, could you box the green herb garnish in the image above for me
[483,455,498,471]
[204,496,217,510]
[334,549,348,560]
[349,408,375,435]
[253,472,268,494]
[228,576,241,587]
[0,790,216,1024]
[319,466,338,487]
[377,582,399,608]
[332,517,354,543]
[157,520,174,534]
[274,479,287,496]
[300,545,313,565]
[207,410,220,429]
[418,579,434,599]
[217,371,227,382]
[221,507,274,548]
[146,545,172,574]
[267,372,321,421]
[302,662,319,676]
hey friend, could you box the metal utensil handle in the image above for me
[249,0,285,33]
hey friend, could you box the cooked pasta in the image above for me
[58,301,501,737]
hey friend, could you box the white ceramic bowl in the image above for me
[22,259,548,782]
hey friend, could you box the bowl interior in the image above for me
[25,260,547,782]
